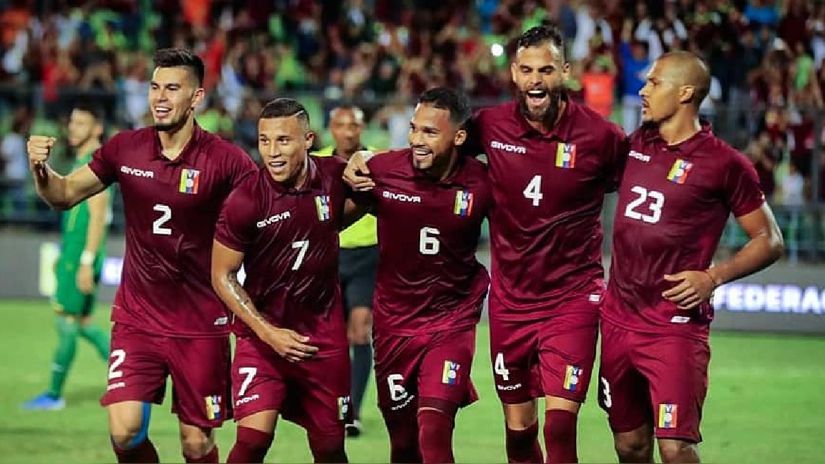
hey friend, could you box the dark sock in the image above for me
[506,421,543,463]
[184,444,218,463]
[227,426,273,463]
[48,316,79,398]
[544,409,578,463]
[308,430,347,463]
[418,409,455,463]
[79,322,110,360]
[386,417,422,463]
[112,438,159,463]
[351,342,372,419]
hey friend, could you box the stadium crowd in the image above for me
[1,0,825,219]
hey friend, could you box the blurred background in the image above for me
[0,1,823,462]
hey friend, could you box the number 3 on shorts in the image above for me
[108,349,126,380]
[600,376,613,409]
[494,352,510,381]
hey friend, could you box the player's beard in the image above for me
[518,85,566,128]
[154,107,191,133]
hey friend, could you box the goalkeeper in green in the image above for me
[23,104,111,410]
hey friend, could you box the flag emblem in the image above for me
[179,169,200,194]
[315,195,330,221]
[555,143,576,169]
[563,365,582,392]
[658,403,678,429]
[442,361,460,385]
[204,395,221,420]
[453,191,474,216]
[667,159,693,184]
[337,396,351,420]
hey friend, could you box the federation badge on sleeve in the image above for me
[204,395,222,420]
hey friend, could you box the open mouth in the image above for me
[526,89,549,107]
[412,148,432,161]
[154,107,172,118]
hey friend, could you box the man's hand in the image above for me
[347,307,372,345]
[76,264,95,294]
[662,270,717,310]
[343,150,376,191]
[257,325,319,363]
[27,135,56,167]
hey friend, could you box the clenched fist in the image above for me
[27,135,57,168]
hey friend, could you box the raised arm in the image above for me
[210,240,318,362]
[28,136,106,210]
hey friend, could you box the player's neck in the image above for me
[527,100,568,135]
[424,151,459,182]
[157,117,195,160]
[658,112,701,147]
[76,139,101,158]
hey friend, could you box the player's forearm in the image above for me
[83,191,109,260]
[707,233,784,287]
[32,163,72,210]
[214,270,274,336]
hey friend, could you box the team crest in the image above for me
[442,361,460,385]
[179,168,200,194]
[563,365,582,392]
[667,159,693,184]
[658,403,678,428]
[555,143,576,169]
[453,191,474,216]
[337,396,351,420]
[315,195,331,221]
[204,395,222,420]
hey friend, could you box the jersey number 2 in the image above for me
[152,204,172,235]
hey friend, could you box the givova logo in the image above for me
[490,140,527,154]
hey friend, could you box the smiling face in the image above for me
[148,66,204,132]
[511,41,570,126]
[258,115,314,185]
[407,102,466,173]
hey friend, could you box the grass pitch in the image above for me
[1,299,822,463]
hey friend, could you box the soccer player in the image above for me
[315,104,378,436]
[599,51,784,463]
[22,103,111,411]
[27,49,257,463]
[345,26,628,463]
[212,98,362,464]
[355,87,491,463]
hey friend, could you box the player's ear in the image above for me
[191,87,205,110]
[679,85,695,105]
[304,130,315,150]
[510,61,518,83]
[454,128,467,147]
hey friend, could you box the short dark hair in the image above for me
[260,98,310,126]
[153,48,205,86]
[71,102,105,121]
[417,87,471,127]
[516,25,566,62]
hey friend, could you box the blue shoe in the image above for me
[22,393,65,411]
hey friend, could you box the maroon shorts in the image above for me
[597,319,710,443]
[489,295,599,404]
[374,327,478,420]
[232,336,351,434]
[100,323,232,428]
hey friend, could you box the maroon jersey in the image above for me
[88,125,256,337]
[473,99,627,320]
[604,124,765,340]
[214,156,349,355]
[366,149,492,336]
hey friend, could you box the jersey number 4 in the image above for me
[523,175,544,207]
[624,186,665,224]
